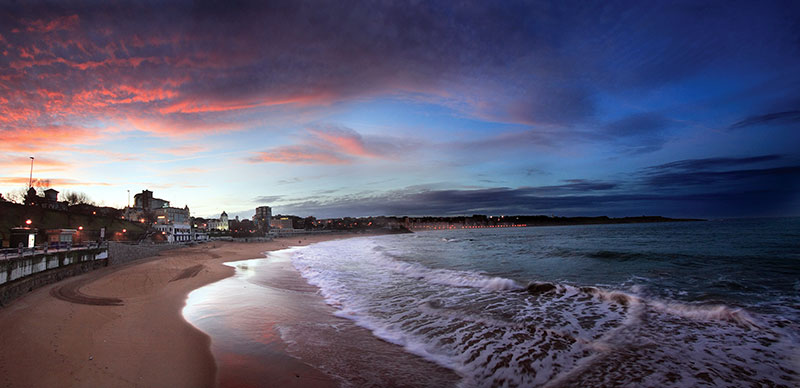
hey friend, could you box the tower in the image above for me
[220,211,229,231]
[254,206,272,231]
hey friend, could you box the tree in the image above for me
[4,187,28,203]
[62,191,94,206]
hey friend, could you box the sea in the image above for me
[185,218,800,387]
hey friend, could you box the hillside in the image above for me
[0,202,147,247]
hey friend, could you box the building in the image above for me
[154,205,190,225]
[45,229,77,248]
[207,211,229,231]
[124,189,170,222]
[153,205,192,242]
[269,217,294,230]
[133,190,170,211]
[153,223,192,243]
[253,206,272,231]
[24,187,68,211]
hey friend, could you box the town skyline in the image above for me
[2,1,799,219]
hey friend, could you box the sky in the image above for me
[1,0,799,219]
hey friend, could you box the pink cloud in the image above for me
[152,145,209,156]
[249,125,418,165]
[25,14,79,33]
[249,146,351,165]
[308,127,375,158]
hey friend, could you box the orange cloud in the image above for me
[0,177,112,187]
[0,125,104,153]
[249,146,351,165]
[0,156,70,173]
[158,95,324,115]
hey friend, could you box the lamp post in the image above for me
[28,156,34,188]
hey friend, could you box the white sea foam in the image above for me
[649,300,763,328]
[386,260,522,291]
[289,235,799,388]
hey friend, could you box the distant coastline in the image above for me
[512,215,705,226]
[406,215,704,231]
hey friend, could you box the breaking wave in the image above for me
[291,236,799,388]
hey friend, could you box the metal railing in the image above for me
[0,241,107,260]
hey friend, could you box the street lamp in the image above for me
[29,156,34,188]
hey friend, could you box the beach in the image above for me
[0,235,353,388]
[1,220,797,388]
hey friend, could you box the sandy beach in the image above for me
[0,234,353,388]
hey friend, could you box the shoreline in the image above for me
[0,233,368,387]
[184,235,462,388]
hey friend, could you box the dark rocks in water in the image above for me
[609,293,630,305]
[527,283,556,295]
[426,299,444,309]
[580,286,599,294]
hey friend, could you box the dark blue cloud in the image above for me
[602,113,672,153]
[275,155,800,218]
[729,111,800,130]
[7,0,797,129]
[3,0,800,216]
[642,166,800,188]
[645,155,784,172]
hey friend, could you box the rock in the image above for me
[526,283,556,295]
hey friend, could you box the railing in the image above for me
[0,241,107,260]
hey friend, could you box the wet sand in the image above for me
[184,244,462,388]
[0,234,356,388]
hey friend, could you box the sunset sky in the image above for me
[1,1,799,219]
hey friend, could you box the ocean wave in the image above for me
[363,247,523,292]
[649,300,762,328]
[290,237,798,388]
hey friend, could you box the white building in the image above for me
[154,223,192,243]
[154,205,192,242]
[207,211,229,231]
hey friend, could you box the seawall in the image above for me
[0,247,108,306]
[107,242,184,266]
[0,242,194,307]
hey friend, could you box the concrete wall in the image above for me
[0,242,199,307]
[106,241,185,266]
[0,247,108,306]
[0,248,108,286]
